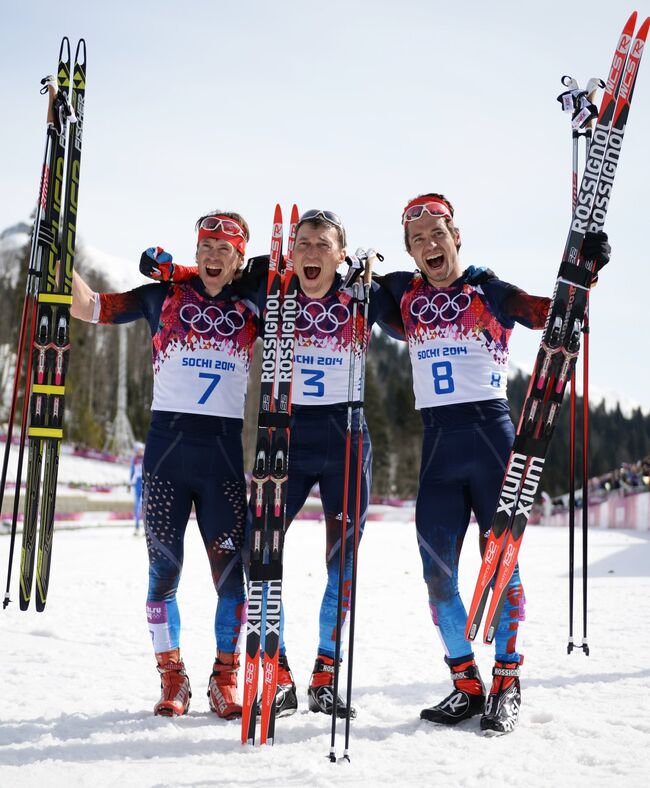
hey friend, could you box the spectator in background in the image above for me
[130,441,145,535]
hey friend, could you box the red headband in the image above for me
[198,228,246,256]
[197,216,247,257]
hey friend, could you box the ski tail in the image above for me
[241,577,263,744]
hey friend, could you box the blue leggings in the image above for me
[416,403,524,665]
[143,414,247,655]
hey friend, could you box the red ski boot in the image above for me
[207,652,242,719]
[154,649,191,716]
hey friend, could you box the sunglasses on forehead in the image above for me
[199,216,246,238]
[402,201,452,225]
[298,209,344,230]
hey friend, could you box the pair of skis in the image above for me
[1,38,87,612]
[466,11,648,645]
[242,204,299,745]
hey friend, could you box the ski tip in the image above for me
[290,204,300,224]
[624,11,638,32]
[74,39,87,66]
[58,37,71,63]
[273,204,282,223]
[636,15,650,40]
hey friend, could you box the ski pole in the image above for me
[342,250,379,762]
[329,260,361,762]
[558,75,602,654]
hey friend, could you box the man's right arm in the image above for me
[71,270,159,327]
[71,270,99,322]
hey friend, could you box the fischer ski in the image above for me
[465,12,648,645]
[2,38,87,612]
[242,204,299,746]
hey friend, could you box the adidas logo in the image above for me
[219,537,236,551]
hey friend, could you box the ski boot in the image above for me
[275,654,298,717]
[154,649,191,716]
[480,661,521,736]
[207,652,242,719]
[307,655,356,719]
[420,658,485,724]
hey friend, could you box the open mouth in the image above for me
[424,254,445,272]
[205,265,223,278]
[304,265,321,281]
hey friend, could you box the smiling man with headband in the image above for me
[141,206,403,721]
[379,192,611,735]
[71,209,258,721]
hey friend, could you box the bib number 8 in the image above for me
[431,361,455,394]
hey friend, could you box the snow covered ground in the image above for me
[1,453,649,786]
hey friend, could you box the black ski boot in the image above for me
[480,661,521,736]
[308,655,356,719]
[420,659,485,725]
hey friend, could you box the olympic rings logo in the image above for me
[179,303,246,336]
[296,301,351,335]
[409,292,472,324]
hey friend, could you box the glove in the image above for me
[235,254,271,290]
[341,252,365,289]
[581,231,610,285]
[465,265,496,285]
[139,247,174,281]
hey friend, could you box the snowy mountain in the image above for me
[0,219,143,292]
[509,360,643,417]
[79,242,146,292]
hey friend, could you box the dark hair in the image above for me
[195,211,250,242]
[403,193,461,253]
[296,216,346,249]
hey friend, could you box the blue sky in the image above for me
[1,0,649,410]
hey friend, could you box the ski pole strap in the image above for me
[558,261,594,290]
[257,412,291,428]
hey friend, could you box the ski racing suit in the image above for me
[380,267,549,667]
[245,272,402,659]
[97,278,258,657]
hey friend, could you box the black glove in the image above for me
[235,254,271,291]
[465,265,496,285]
[581,231,610,284]
[139,247,174,281]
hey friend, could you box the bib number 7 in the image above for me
[198,372,222,404]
